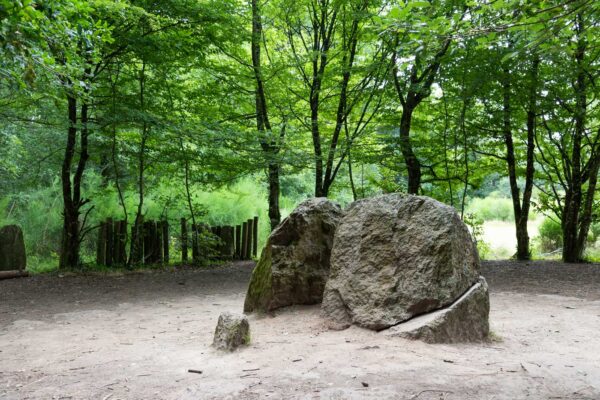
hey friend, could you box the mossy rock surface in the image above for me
[213,312,250,351]
[243,243,274,312]
[243,198,342,313]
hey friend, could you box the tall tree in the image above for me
[251,0,283,229]
[386,0,466,194]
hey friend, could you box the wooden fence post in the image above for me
[245,218,253,260]
[192,223,199,263]
[162,220,169,264]
[130,217,144,265]
[96,221,106,266]
[111,220,119,266]
[252,216,258,258]
[241,221,248,260]
[106,218,114,267]
[181,218,188,263]
[219,226,234,259]
[117,220,127,265]
[143,221,153,264]
[235,225,241,259]
[156,221,163,264]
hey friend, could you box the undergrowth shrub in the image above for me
[463,213,490,259]
[535,217,562,253]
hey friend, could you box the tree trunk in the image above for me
[576,155,599,260]
[251,0,282,229]
[502,60,532,260]
[399,106,421,194]
[562,14,586,263]
[321,3,365,197]
[517,54,539,260]
[59,94,83,269]
[129,61,147,266]
[267,162,280,229]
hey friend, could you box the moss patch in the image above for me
[243,242,274,312]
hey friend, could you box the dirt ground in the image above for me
[1,260,599,400]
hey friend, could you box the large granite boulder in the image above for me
[385,277,490,343]
[0,225,27,271]
[213,312,250,351]
[322,194,481,331]
[244,198,343,313]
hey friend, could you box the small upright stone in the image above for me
[0,225,27,271]
[212,312,250,351]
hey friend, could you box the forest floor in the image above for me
[1,260,599,400]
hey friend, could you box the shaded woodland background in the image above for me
[0,0,599,271]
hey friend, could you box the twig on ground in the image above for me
[188,369,203,374]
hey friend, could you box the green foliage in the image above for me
[0,183,63,258]
[466,193,514,222]
[535,217,562,253]
[463,213,490,260]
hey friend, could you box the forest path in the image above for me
[1,261,599,400]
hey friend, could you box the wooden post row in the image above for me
[96,219,127,266]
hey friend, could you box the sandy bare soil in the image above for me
[1,260,599,400]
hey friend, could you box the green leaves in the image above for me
[388,1,431,20]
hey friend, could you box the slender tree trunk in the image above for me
[59,94,80,268]
[576,154,599,259]
[129,61,147,265]
[267,162,280,228]
[180,138,196,228]
[309,3,337,197]
[346,124,357,200]
[514,54,539,260]
[110,68,127,224]
[311,92,324,197]
[322,2,365,196]
[251,0,282,229]
[459,97,469,218]
[391,38,450,195]
[59,92,90,268]
[399,105,421,194]
[501,61,532,260]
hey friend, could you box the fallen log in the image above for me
[0,270,29,280]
